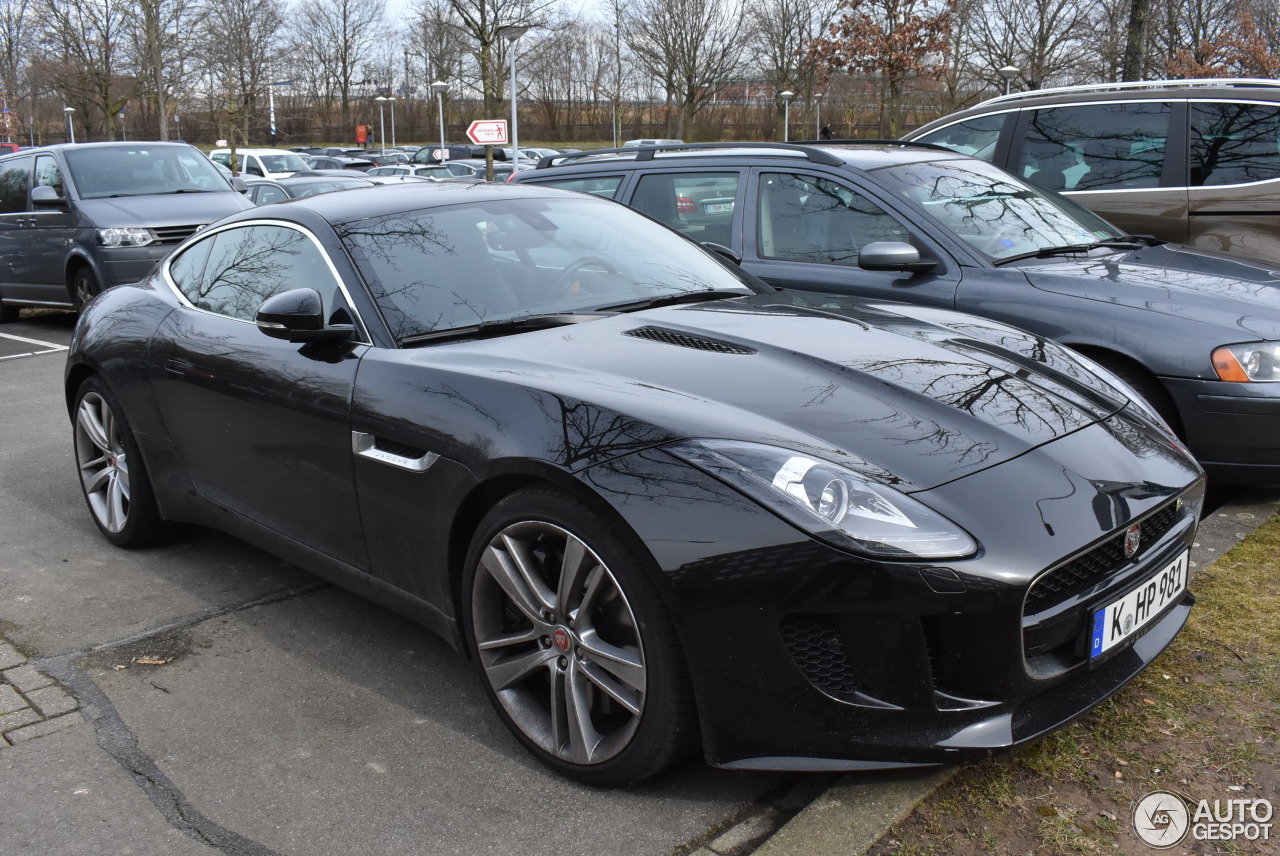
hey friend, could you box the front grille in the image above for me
[152,224,203,244]
[1025,501,1180,613]
[781,614,862,700]
[623,326,756,354]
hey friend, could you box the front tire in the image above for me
[72,267,101,313]
[72,377,167,547]
[462,488,695,785]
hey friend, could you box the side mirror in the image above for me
[858,241,937,273]
[230,176,248,193]
[31,185,66,206]
[256,288,354,343]
[702,242,742,265]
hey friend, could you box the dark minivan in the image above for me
[0,141,252,321]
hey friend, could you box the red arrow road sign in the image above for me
[467,120,509,145]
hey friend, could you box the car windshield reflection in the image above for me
[875,159,1121,260]
[337,196,755,343]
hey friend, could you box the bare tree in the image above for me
[747,0,838,138]
[625,0,747,139]
[309,0,387,134]
[39,0,136,140]
[963,0,1093,90]
[128,0,202,139]
[444,0,550,116]
[198,0,284,152]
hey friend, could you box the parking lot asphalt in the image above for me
[3,313,1277,856]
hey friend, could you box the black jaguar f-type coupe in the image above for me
[67,181,1204,784]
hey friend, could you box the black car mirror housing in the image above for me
[256,288,354,343]
[858,241,937,273]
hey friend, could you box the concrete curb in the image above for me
[731,488,1280,856]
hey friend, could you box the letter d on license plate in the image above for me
[1090,551,1189,659]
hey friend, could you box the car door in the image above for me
[0,155,35,298]
[740,168,963,308]
[1009,100,1187,242]
[1185,98,1280,260]
[148,221,371,570]
[621,168,743,250]
[27,153,77,292]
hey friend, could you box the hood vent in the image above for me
[624,326,756,355]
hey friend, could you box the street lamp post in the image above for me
[779,90,794,142]
[499,25,530,171]
[268,81,292,145]
[173,113,181,141]
[430,80,448,159]
[63,106,75,144]
[388,97,397,149]
[998,65,1019,96]
[814,93,824,138]
[375,96,389,153]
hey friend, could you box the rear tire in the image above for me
[462,487,696,785]
[72,376,168,547]
[0,300,18,323]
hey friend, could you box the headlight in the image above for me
[98,227,155,247]
[1212,343,1280,382]
[668,440,976,559]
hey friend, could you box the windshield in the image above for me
[65,145,232,198]
[260,153,309,173]
[873,158,1121,260]
[338,196,757,342]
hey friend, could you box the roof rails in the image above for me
[535,139,952,170]
[972,77,1280,109]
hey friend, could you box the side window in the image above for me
[254,185,290,205]
[1190,102,1280,186]
[0,157,30,213]
[33,155,64,195]
[1021,102,1171,192]
[244,158,264,177]
[211,152,229,166]
[915,113,1005,161]
[173,225,339,322]
[535,175,624,199]
[757,173,909,263]
[630,171,739,246]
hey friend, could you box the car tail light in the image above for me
[676,196,696,213]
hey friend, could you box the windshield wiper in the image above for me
[399,313,585,346]
[995,240,1145,265]
[595,289,749,313]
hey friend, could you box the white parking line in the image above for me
[0,331,69,360]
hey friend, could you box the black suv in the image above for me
[0,141,252,320]
[512,141,1280,484]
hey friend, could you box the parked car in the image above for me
[209,147,310,179]
[0,141,252,320]
[307,155,375,172]
[513,141,1280,484]
[623,138,685,148]
[364,150,410,166]
[411,144,486,165]
[904,78,1280,263]
[366,164,460,180]
[242,174,377,204]
[67,180,1202,785]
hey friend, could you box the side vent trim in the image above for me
[624,326,756,354]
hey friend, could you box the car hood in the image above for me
[75,191,252,227]
[413,295,1135,491]
[1016,244,1280,341]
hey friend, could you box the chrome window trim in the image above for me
[161,217,373,345]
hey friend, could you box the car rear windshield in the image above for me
[338,196,756,341]
[65,146,231,198]
[873,158,1121,260]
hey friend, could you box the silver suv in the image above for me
[905,79,1280,263]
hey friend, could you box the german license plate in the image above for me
[1090,551,1188,659]
[704,202,733,214]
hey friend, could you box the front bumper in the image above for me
[98,245,175,288]
[578,415,1202,770]
[1164,375,1280,484]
